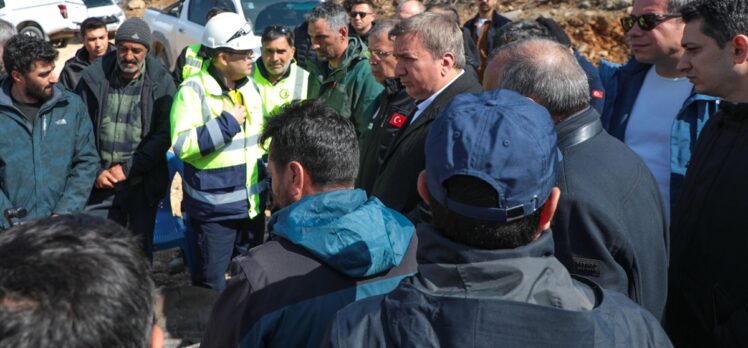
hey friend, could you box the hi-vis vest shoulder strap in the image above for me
[170,70,265,218]
[252,62,309,117]
[182,43,206,80]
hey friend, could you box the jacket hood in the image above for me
[268,189,414,278]
[341,36,368,67]
[414,224,595,310]
[0,76,69,112]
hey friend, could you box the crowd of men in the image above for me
[0,0,747,346]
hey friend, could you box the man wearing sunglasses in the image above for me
[346,0,377,42]
[666,1,748,346]
[306,2,383,142]
[170,12,265,292]
[599,0,719,223]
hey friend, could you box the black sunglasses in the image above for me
[350,11,372,19]
[620,13,681,33]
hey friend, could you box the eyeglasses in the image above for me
[225,49,255,60]
[351,11,372,19]
[226,22,253,43]
[368,48,394,59]
[620,13,681,33]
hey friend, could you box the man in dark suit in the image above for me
[484,38,669,320]
[367,12,482,221]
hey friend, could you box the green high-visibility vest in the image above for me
[182,43,206,81]
[252,61,309,117]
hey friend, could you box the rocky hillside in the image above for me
[124,0,631,63]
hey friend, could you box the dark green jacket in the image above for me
[307,36,383,138]
[0,77,99,229]
[76,52,176,205]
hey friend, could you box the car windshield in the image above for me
[84,0,114,7]
[240,0,318,33]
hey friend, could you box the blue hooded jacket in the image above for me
[201,189,418,348]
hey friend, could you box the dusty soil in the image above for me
[122,0,631,65]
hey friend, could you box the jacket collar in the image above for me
[256,58,295,83]
[555,107,603,150]
[0,76,67,113]
[383,77,404,96]
[74,43,115,65]
[413,224,594,310]
[83,51,170,92]
[719,101,748,120]
[621,57,720,104]
[310,36,367,78]
[207,64,249,93]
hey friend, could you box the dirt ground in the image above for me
[122,0,632,65]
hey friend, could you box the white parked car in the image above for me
[0,0,123,47]
[144,0,320,70]
[83,0,125,34]
[0,0,88,46]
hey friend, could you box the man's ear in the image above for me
[9,70,22,83]
[417,170,431,205]
[339,25,348,39]
[441,52,456,75]
[732,34,748,64]
[535,187,560,238]
[287,161,305,201]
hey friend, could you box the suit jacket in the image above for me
[369,71,482,219]
[552,107,668,321]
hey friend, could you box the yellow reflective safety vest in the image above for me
[252,60,309,117]
[182,43,206,81]
[170,69,265,221]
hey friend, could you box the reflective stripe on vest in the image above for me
[182,44,205,80]
[170,70,265,218]
[252,62,309,117]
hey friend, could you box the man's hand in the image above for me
[225,101,246,125]
[94,170,117,189]
[109,164,127,182]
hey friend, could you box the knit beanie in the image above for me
[115,17,152,49]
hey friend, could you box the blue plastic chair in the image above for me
[153,152,196,272]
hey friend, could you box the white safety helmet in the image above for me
[201,12,261,51]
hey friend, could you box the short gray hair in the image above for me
[306,2,350,33]
[389,12,465,69]
[492,39,590,117]
[0,20,16,45]
[367,19,399,42]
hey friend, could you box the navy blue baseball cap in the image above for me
[425,89,560,222]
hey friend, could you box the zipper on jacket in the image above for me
[42,114,47,138]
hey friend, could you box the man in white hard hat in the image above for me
[170,12,265,292]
